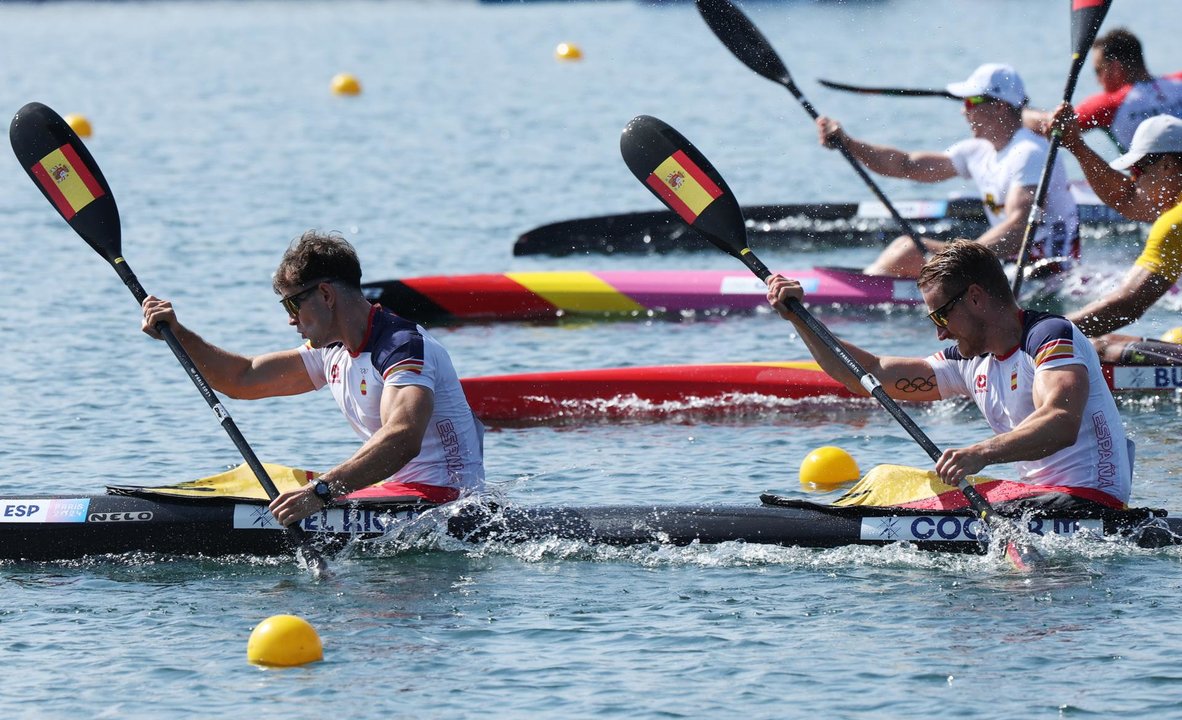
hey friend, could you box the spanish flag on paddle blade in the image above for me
[645,149,723,225]
[30,143,105,220]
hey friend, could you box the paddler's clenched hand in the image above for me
[765,274,804,320]
[140,295,178,340]
[269,483,324,527]
[934,446,988,487]
[1048,102,1083,152]
[816,116,846,149]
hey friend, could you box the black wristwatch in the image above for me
[312,480,334,505]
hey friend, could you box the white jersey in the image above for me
[946,127,1080,263]
[298,305,484,493]
[926,311,1131,503]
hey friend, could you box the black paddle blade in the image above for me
[1071,0,1111,61]
[9,102,121,261]
[696,0,791,87]
[817,79,958,100]
[620,115,750,263]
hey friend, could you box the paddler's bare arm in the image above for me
[141,295,314,399]
[765,275,942,402]
[1050,103,1161,223]
[269,384,434,526]
[1068,265,1172,337]
[934,366,1087,485]
[816,116,958,183]
[971,183,1036,258]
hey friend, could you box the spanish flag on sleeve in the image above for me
[30,143,105,220]
[646,150,723,225]
[1035,338,1074,366]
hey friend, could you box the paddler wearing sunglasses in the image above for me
[815,63,1079,281]
[1047,107,1182,367]
[141,230,485,526]
[766,240,1131,511]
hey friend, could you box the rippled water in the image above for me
[3,0,1182,717]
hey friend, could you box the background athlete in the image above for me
[141,230,485,526]
[815,64,1078,279]
[1048,109,1182,364]
[1025,28,1182,153]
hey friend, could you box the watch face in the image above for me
[315,481,331,500]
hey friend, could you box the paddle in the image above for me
[817,78,958,100]
[695,0,927,258]
[1010,0,1113,298]
[620,114,1044,570]
[8,102,329,578]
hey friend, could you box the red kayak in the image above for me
[461,361,1182,423]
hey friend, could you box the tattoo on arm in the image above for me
[894,375,936,394]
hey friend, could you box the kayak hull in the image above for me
[0,492,1176,561]
[361,267,921,325]
[461,362,1182,423]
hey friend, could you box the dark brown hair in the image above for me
[272,230,363,293]
[917,239,1014,303]
[1094,28,1146,72]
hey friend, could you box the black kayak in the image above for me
[513,198,1137,256]
[1,488,1177,562]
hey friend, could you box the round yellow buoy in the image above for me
[331,73,362,96]
[1161,327,1182,345]
[555,42,583,61]
[64,113,93,138]
[247,615,323,667]
[799,446,860,490]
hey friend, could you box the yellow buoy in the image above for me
[247,615,323,667]
[799,446,860,490]
[1160,327,1182,345]
[331,73,362,96]
[555,42,583,61]
[64,113,93,138]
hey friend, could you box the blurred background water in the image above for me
[2,1,1182,717]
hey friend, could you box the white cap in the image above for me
[945,63,1028,108]
[1110,115,1182,170]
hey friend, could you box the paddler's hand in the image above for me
[816,116,846,149]
[934,446,988,487]
[141,295,178,340]
[766,274,804,320]
[269,483,323,527]
[1048,102,1083,152]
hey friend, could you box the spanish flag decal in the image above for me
[30,144,105,220]
[646,150,723,224]
[1035,338,1074,366]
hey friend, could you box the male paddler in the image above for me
[766,240,1131,510]
[140,230,485,526]
[815,63,1079,279]
[1047,109,1182,365]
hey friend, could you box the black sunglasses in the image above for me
[280,278,336,318]
[928,286,970,328]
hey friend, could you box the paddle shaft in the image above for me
[1011,0,1113,298]
[109,256,322,554]
[737,249,1009,526]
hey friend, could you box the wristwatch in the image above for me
[312,480,335,505]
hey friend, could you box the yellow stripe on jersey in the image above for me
[506,272,646,313]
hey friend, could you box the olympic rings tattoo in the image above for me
[894,375,936,393]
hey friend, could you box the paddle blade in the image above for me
[817,78,958,100]
[696,0,791,86]
[9,102,121,261]
[1071,0,1112,61]
[619,115,749,262]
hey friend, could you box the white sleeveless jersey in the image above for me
[926,311,1130,503]
[298,305,484,492]
[946,128,1080,263]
